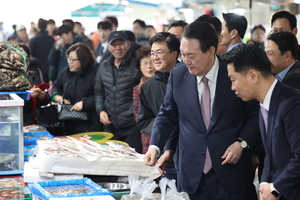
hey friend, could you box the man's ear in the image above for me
[292,27,298,35]
[126,41,131,50]
[171,50,178,60]
[218,34,223,46]
[230,29,238,39]
[248,69,259,83]
[208,46,216,57]
[285,50,293,61]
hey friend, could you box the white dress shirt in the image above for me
[149,56,219,155]
[260,79,278,110]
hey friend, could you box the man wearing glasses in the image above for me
[270,11,300,61]
[137,32,180,179]
[94,31,143,153]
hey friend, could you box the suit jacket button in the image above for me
[201,152,205,155]
[206,135,209,138]
[271,169,275,173]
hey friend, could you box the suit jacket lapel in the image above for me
[208,57,231,131]
[259,111,267,146]
[184,70,207,133]
[266,82,281,163]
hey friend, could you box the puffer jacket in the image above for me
[95,52,143,128]
[52,63,101,135]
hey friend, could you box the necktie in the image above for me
[260,106,268,132]
[201,77,212,174]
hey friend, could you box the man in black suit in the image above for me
[270,10,300,61]
[145,21,259,200]
[94,21,112,65]
[265,31,300,89]
[223,44,300,200]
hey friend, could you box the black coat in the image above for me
[137,71,170,135]
[52,63,101,135]
[29,30,55,81]
[137,71,178,168]
[95,53,143,128]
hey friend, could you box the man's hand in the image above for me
[30,87,46,99]
[100,111,111,125]
[259,183,280,200]
[221,141,243,165]
[71,101,83,111]
[157,150,173,175]
[56,38,64,50]
[144,148,158,166]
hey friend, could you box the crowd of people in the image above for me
[3,10,300,200]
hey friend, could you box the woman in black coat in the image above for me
[51,43,101,135]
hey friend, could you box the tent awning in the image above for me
[71,3,126,17]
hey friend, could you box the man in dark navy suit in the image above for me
[265,31,300,90]
[144,21,260,200]
[223,44,300,200]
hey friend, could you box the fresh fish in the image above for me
[0,153,15,164]
[0,125,11,136]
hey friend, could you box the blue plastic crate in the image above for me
[31,178,113,200]
[24,131,54,146]
[0,91,33,100]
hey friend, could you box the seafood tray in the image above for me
[30,178,113,200]
[33,137,160,177]
[0,186,32,200]
[0,176,26,188]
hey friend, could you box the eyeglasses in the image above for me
[150,50,170,58]
[67,57,79,63]
[270,28,292,34]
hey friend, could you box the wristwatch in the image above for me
[236,138,249,149]
[271,184,280,197]
[271,190,280,197]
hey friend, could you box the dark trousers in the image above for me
[104,124,142,153]
[188,169,248,200]
[162,167,177,182]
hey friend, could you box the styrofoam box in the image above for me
[24,162,83,183]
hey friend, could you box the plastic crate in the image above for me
[30,178,113,200]
[0,91,32,100]
[24,131,54,146]
[0,186,32,200]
